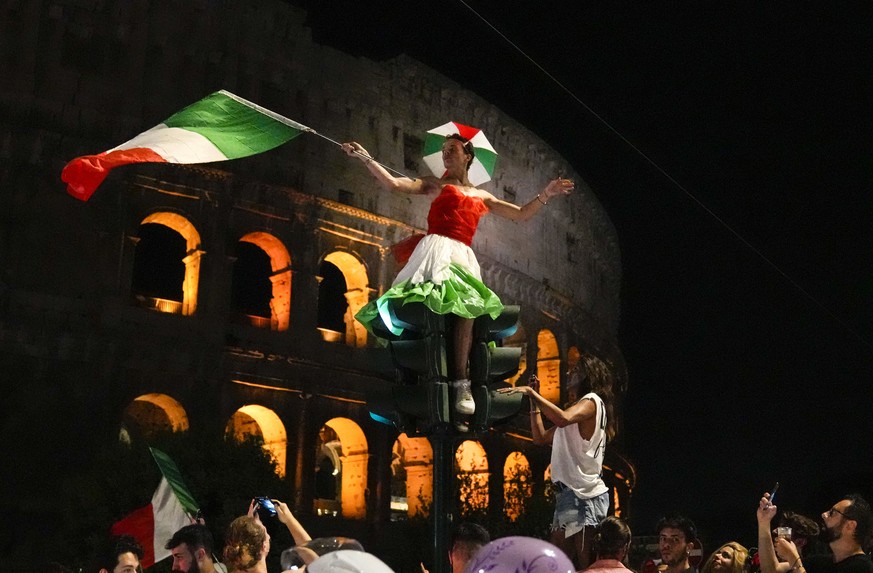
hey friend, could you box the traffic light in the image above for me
[469,305,524,430]
[367,301,451,434]
[368,381,450,435]
[469,305,522,384]
[370,301,448,384]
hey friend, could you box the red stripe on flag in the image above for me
[61,148,167,202]
[110,503,157,568]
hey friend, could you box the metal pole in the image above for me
[429,427,453,573]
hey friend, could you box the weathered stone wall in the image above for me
[0,0,620,337]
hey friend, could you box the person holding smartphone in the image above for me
[757,493,873,573]
[498,353,619,570]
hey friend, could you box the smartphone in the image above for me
[768,482,780,505]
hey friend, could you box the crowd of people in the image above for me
[75,490,872,573]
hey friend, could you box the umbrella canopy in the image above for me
[422,121,497,186]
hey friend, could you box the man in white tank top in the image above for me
[498,355,617,570]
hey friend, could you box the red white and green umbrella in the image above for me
[422,121,497,186]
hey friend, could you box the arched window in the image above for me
[536,329,561,404]
[455,440,488,517]
[314,417,369,520]
[232,232,292,331]
[390,433,433,519]
[316,252,369,347]
[131,213,203,316]
[225,405,287,477]
[120,393,189,444]
[503,452,532,521]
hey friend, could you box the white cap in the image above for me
[306,550,394,573]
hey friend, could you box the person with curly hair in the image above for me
[223,516,269,573]
[499,354,621,570]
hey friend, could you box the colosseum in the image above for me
[0,1,633,570]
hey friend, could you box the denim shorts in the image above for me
[551,486,609,538]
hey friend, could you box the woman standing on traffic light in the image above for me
[341,136,572,419]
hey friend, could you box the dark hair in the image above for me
[570,354,620,441]
[450,522,490,564]
[165,523,214,555]
[843,494,872,546]
[92,535,144,572]
[778,511,820,540]
[451,522,490,548]
[595,516,632,558]
[445,134,475,170]
[656,514,698,542]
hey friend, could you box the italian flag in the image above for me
[62,90,311,201]
[110,448,200,568]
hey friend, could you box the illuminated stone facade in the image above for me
[0,0,634,556]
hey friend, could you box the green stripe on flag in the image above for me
[164,92,303,159]
[149,447,200,514]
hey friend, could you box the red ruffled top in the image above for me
[427,185,488,246]
[390,185,488,265]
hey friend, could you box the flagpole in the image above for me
[219,90,413,180]
[304,131,414,180]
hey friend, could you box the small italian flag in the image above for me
[110,447,200,568]
[62,90,311,201]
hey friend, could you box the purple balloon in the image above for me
[463,536,575,573]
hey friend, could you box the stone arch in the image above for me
[225,405,287,477]
[121,393,190,443]
[134,212,204,316]
[318,417,368,519]
[235,232,292,331]
[503,451,532,521]
[536,329,561,404]
[455,440,489,516]
[391,433,433,519]
[317,251,369,347]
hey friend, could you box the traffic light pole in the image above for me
[429,425,452,573]
[365,303,524,573]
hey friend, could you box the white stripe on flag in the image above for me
[110,124,228,163]
[150,476,192,564]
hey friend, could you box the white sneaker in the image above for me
[452,379,475,415]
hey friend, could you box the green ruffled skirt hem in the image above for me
[356,263,504,337]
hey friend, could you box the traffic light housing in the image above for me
[469,305,524,430]
[367,301,451,434]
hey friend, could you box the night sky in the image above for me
[288,0,873,547]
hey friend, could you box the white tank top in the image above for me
[550,392,608,499]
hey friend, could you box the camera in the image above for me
[253,497,277,519]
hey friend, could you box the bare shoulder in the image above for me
[466,187,498,201]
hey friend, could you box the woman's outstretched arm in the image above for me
[483,177,574,222]
[342,141,437,195]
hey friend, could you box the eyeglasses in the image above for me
[825,506,848,519]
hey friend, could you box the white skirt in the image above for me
[392,233,482,286]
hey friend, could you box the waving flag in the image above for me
[62,90,311,201]
[110,448,200,568]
